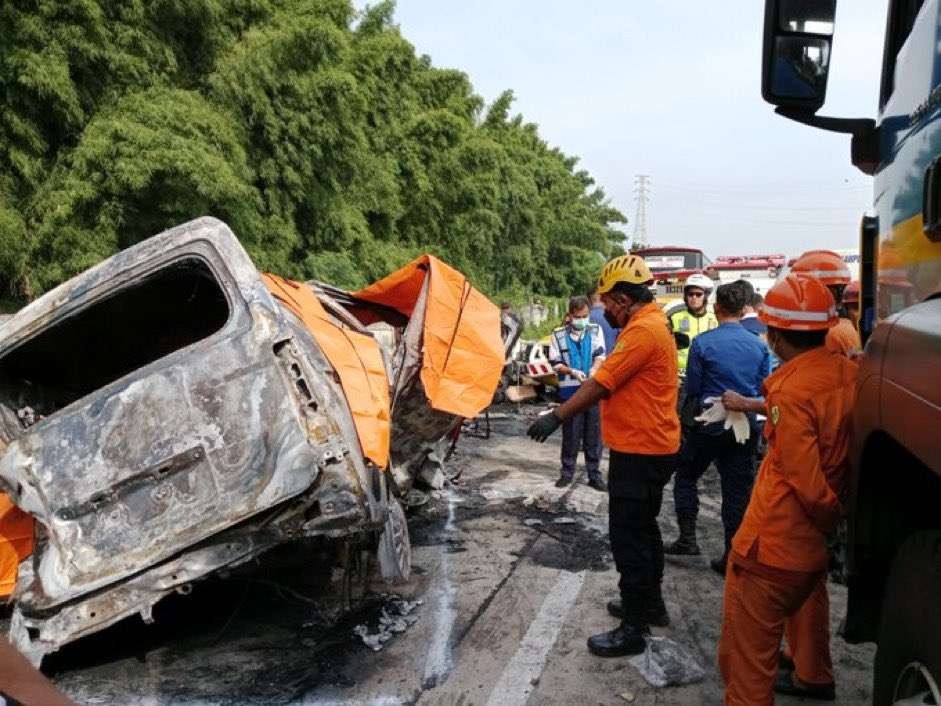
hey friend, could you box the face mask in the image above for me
[571,316,589,330]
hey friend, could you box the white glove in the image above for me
[695,399,751,445]
[695,398,727,424]
[725,411,751,444]
[572,370,587,382]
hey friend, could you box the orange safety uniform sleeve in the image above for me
[825,318,861,357]
[718,563,821,706]
[782,576,834,687]
[0,494,33,598]
[770,393,841,534]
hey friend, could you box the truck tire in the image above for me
[377,497,411,583]
[873,531,941,705]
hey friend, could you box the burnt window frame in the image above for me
[0,246,243,421]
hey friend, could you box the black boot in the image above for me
[592,593,650,657]
[664,515,700,556]
[587,622,649,657]
[606,597,670,627]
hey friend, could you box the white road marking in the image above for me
[483,569,586,706]
[298,696,405,706]
[422,490,458,687]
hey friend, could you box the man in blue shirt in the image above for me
[664,282,771,575]
[737,282,769,337]
[589,290,618,354]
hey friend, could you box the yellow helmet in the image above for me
[597,254,654,294]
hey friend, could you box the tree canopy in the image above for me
[0,0,626,302]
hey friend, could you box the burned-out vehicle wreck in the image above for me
[0,217,505,665]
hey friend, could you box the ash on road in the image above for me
[36,407,875,705]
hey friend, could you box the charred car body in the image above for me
[0,217,504,665]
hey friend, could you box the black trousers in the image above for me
[560,403,602,481]
[672,425,758,551]
[608,450,676,624]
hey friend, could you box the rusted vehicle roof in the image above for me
[0,217,503,664]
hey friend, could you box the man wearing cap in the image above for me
[717,273,858,705]
[527,254,679,657]
[791,250,861,358]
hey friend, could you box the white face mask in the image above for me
[571,316,589,330]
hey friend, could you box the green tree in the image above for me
[0,0,626,302]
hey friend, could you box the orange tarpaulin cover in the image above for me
[353,255,504,419]
[0,493,33,597]
[262,274,391,469]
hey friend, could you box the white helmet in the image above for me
[683,272,714,293]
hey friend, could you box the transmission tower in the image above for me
[631,174,650,250]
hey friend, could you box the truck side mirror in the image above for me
[762,0,836,112]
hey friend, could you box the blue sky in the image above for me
[355,1,889,258]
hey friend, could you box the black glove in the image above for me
[528,411,562,442]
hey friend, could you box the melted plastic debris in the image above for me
[628,636,705,688]
[352,596,423,652]
[522,490,556,512]
[17,406,38,428]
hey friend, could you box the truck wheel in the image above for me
[377,498,411,583]
[873,531,941,705]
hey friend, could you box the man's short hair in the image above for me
[568,295,591,313]
[734,278,755,299]
[500,301,512,310]
[769,326,828,349]
[610,282,654,303]
[716,282,747,317]
[751,292,764,308]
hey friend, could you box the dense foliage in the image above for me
[0,0,625,302]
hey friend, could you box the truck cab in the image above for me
[632,246,712,304]
[762,2,941,703]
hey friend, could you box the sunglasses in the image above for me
[686,291,705,297]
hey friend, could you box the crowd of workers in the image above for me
[527,248,861,705]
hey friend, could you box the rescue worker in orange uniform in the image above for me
[717,273,857,705]
[841,280,860,329]
[791,250,861,358]
[528,254,679,656]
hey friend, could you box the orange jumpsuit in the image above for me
[782,315,859,679]
[0,493,32,598]
[718,346,857,706]
[825,317,861,357]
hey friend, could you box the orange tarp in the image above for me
[353,255,504,419]
[0,493,33,598]
[262,274,391,469]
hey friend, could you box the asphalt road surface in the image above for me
[33,406,875,705]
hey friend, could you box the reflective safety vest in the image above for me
[670,308,718,372]
[550,324,602,400]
